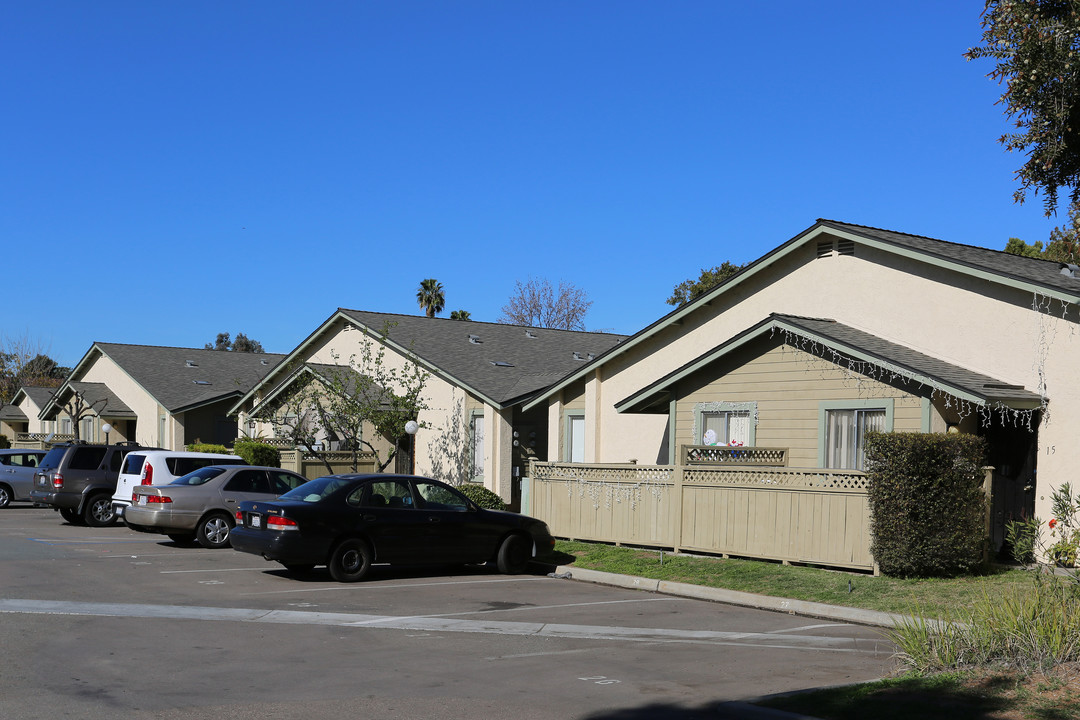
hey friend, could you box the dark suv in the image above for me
[30,441,153,526]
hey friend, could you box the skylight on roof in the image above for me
[490,361,514,367]
[193,380,211,385]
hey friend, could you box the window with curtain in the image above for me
[700,410,751,446]
[825,408,886,470]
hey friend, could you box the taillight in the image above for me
[133,493,170,504]
[266,515,299,531]
[52,473,63,489]
[140,463,153,485]
[235,510,243,523]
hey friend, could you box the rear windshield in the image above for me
[170,467,228,486]
[121,454,146,475]
[280,476,354,503]
[168,457,247,476]
[38,447,68,470]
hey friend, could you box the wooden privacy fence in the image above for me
[529,460,875,572]
[279,449,377,479]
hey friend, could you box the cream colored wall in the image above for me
[80,354,168,447]
[674,342,926,466]
[573,231,1078,526]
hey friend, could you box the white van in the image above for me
[112,450,247,519]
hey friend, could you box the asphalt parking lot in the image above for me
[0,506,896,719]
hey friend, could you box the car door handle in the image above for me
[362,514,375,522]
[225,499,236,504]
[428,517,440,523]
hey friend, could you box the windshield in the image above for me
[279,475,352,503]
[38,447,67,470]
[170,466,228,486]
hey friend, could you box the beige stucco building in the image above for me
[527,220,1073,550]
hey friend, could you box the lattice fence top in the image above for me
[533,463,675,485]
[683,445,787,466]
[532,462,867,493]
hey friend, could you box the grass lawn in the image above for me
[547,539,1033,618]
[544,540,1080,720]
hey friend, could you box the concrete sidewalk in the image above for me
[551,564,906,628]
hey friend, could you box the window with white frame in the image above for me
[60,418,72,435]
[469,412,485,480]
[566,412,585,462]
[824,407,886,470]
[80,417,96,442]
[699,409,751,446]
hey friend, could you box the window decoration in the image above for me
[691,401,757,447]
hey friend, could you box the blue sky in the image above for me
[1,1,1065,368]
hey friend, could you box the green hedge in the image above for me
[186,443,229,455]
[0,434,10,449]
[233,439,281,468]
[865,431,988,577]
[457,483,507,511]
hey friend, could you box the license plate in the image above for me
[250,515,261,528]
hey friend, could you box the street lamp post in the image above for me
[102,423,112,445]
[404,420,419,475]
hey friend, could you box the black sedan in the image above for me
[230,473,556,581]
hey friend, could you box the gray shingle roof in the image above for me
[337,310,627,405]
[817,219,1080,297]
[94,344,286,412]
[67,382,137,418]
[0,386,59,421]
[0,405,27,421]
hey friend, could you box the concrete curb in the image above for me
[552,565,908,628]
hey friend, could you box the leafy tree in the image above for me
[449,310,472,321]
[1004,200,1080,264]
[665,262,746,306]
[498,277,592,330]
[416,278,445,318]
[255,323,430,473]
[966,1,1080,214]
[205,332,265,353]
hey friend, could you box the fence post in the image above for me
[672,463,684,553]
[982,465,995,565]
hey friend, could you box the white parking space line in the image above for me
[0,598,892,654]
[768,623,850,634]
[30,538,152,545]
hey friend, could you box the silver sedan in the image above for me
[126,465,307,548]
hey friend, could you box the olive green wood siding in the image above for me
[674,343,925,468]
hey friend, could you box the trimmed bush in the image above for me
[186,443,229,455]
[458,483,507,510]
[865,431,988,578]
[233,439,281,468]
[0,434,10,449]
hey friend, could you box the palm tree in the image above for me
[416,279,445,318]
[450,310,471,321]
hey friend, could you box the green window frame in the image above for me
[817,399,894,470]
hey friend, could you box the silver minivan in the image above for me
[112,450,247,519]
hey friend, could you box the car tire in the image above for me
[168,533,197,546]
[496,533,532,574]
[60,507,82,524]
[83,494,116,527]
[328,538,372,582]
[0,484,11,509]
[196,512,233,549]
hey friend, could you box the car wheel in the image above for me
[83,494,116,527]
[196,512,233,549]
[60,507,82,524]
[496,533,532,574]
[0,484,11,509]
[328,538,372,582]
[168,533,197,546]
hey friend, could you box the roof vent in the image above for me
[343,323,355,332]
[193,380,211,385]
[573,352,587,361]
[490,361,514,367]
[1061,263,1079,278]
[837,239,855,256]
[525,330,537,339]
[816,241,833,258]
[469,334,482,344]
[185,360,198,368]
[588,352,596,361]
[260,359,269,365]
